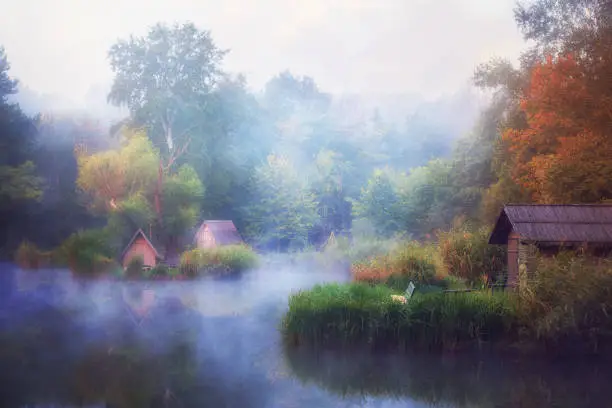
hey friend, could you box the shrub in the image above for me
[216,245,259,272]
[149,264,169,278]
[351,242,447,290]
[517,252,612,352]
[125,255,144,279]
[437,227,506,287]
[15,241,53,269]
[54,228,117,275]
[179,245,258,276]
[281,282,517,350]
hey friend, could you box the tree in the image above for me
[108,22,226,215]
[501,54,612,203]
[77,129,203,246]
[77,130,158,213]
[188,75,272,222]
[243,154,318,251]
[262,71,332,163]
[0,162,42,203]
[309,149,352,241]
[0,47,42,255]
[396,159,455,236]
[352,168,403,237]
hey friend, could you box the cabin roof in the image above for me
[120,228,163,260]
[196,220,244,245]
[488,204,612,245]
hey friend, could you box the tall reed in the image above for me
[281,282,517,350]
[437,226,505,287]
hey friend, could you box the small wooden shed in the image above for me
[194,220,244,249]
[489,204,612,287]
[121,229,163,269]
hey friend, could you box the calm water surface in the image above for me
[0,260,610,408]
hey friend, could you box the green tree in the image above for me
[77,129,203,248]
[352,168,402,237]
[396,159,455,236]
[309,149,352,240]
[108,22,226,215]
[0,47,42,205]
[243,154,318,251]
[0,47,42,255]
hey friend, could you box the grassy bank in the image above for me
[281,282,516,351]
[15,231,259,279]
[281,251,612,356]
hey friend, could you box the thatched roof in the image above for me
[196,220,244,245]
[489,204,612,245]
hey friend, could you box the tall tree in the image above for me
[77,129,203,247]
[0,47,42,255]
[243,154,318,251]
[107,22,226,216]
[352,168,403,237]
[502,54,612,203]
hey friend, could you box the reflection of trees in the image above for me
[283,345,612,408]
[0,291,272,408]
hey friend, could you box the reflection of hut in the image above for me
[120,229,163,269]
[489,204,612,288]
[194,220,244,249]
[122,286,156,320]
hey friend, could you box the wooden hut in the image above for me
[488,204,612,287]
[194,220,244,249]
[120,229,163,269]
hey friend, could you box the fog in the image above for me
[0,0,524,117]
[3,260,612,407]
[0,260,356,407]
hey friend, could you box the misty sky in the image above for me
[1,0,526,104]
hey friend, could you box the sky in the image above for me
[0,0,526,105]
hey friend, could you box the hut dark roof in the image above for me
[197,220,244,245]
[120,229,163,261]
[489,204,612,245]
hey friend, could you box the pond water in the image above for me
[1,260,611,408]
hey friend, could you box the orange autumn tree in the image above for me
[502,54,612,203]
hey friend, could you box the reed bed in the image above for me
[281,282,516,350]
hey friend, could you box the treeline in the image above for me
[3,0,611,258]
[0,23,477,257]
[359,0,612,237]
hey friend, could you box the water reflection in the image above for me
[283,345,612,407]
[1,262,612,408]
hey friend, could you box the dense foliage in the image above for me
[3,0,612,259]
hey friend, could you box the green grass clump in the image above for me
[144,265,181,279]
[124,255,144,279]
[281,282,516,350]
[404,291,517,349]
[281,283,401,347]
[179,245,258,276]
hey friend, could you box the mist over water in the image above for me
[1,260,612,408]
